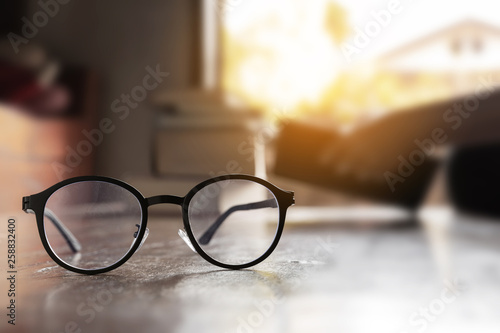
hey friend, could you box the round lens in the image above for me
[43,181,143,270]
[188,179,280,266]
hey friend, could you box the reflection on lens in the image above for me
[44,181,142,270]
[188,179,280,265]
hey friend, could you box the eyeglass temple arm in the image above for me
[25,208,82,253]
[198,198,278,245]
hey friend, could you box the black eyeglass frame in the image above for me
[22,174,295,275]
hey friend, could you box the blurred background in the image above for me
[2,0,500,212]
[0,0,500,207]
[2,0,500,332]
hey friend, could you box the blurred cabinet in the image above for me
[152,90,265,178]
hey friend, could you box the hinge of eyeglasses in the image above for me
[289,191,295,206]
[22,196,30,212]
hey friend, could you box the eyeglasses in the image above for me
[22,174,294,275]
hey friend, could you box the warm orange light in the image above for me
[222,1,484,124]
[222,0,348,118]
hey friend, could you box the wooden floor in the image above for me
[2,210,500,333]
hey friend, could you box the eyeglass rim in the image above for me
[27,176,149,275]
[23,174,294,275]
[182,174,294,270]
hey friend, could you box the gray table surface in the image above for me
[1,209,499,333]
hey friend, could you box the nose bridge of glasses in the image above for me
[146,195,184,207]
[178,229,197,253]
[134,224,150,253]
